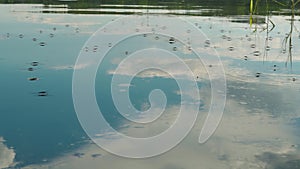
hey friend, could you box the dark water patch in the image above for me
[256,152,300,169]
[227,80,297,118]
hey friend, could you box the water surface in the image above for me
[0,3,300,169]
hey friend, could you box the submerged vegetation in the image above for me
[250,0,300,67]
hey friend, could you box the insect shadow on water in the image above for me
[255,72,261,77]
[39,42,46,47]
[27,67,34,71]
[28,77,39,81]
[228,46,235,51]
[253,50,261,56]
[169,37,175,44]
[37,90,48,97]
[91,154,102,158]
[204,39,210,47]
[73,152,84,158]
[31,61,39,66]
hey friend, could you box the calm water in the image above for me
[0,3,300,169]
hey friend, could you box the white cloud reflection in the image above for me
[0,137,16,169]
[50,63,93,70]
[23,81,300,169]
[108,57,208,80]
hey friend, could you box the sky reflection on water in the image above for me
[0,4,300,169]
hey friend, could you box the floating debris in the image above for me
[169,37,175,44]
[65,24,69,27]
[38,91,48,97]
